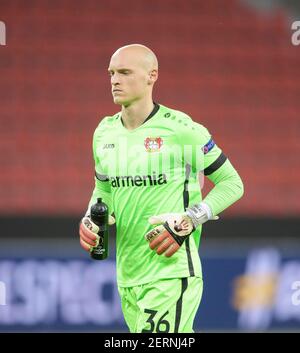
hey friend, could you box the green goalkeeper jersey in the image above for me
[88,103,243,287]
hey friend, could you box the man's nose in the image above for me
[111,74,120,85]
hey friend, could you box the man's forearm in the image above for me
[85,177,113,216]
[202,159,244,217]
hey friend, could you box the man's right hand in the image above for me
[79,215,115,252]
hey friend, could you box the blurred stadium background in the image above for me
[0,0,300,332]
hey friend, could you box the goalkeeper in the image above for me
[79,44,244,333]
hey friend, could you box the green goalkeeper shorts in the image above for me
[118,277,203,333]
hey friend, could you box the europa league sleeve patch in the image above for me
[202,138,215,154]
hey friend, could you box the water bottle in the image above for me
[90,198,109,260]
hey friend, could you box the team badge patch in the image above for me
[144,137,163,152]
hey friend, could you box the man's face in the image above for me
[108,51,151,106]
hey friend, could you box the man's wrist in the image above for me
[85,207,91,217]
[185,202,213,228]
[199,202,213,219]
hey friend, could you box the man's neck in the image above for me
[121,98,155,131]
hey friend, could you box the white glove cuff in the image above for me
[186,202,213,228]
[199,202,213,220]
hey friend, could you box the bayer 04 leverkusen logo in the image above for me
[144,137,163,152]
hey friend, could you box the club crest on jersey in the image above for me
[144,137,163,152]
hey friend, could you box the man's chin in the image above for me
[113,97,125,105]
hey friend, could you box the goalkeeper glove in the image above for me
[79,214,115,253]
[145,202,218,257]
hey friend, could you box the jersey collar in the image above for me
[120,102,160,128]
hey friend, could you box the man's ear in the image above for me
[148,69,158,85]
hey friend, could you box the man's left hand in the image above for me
[145,213,194,257]
[145,204,219,257]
